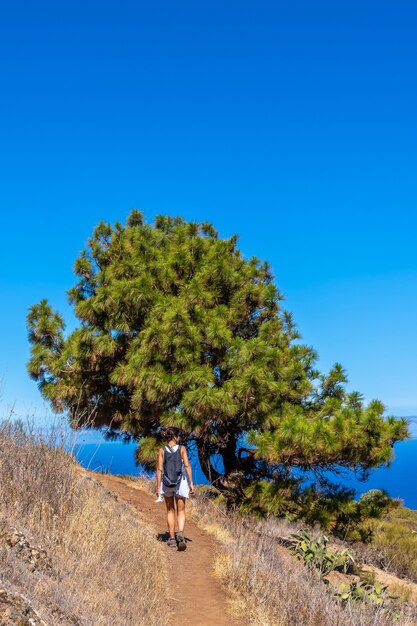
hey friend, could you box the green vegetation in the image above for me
[289,530,357,575]
[27,211,408,520]
[288,528,400,616]
[240,482,398,539]
[187,487,417,625]
[335,580,398,608]
[357,505,417,582]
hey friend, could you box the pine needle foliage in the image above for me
[27,211,408,514]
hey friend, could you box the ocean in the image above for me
[73,423,417,509]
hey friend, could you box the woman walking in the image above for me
[156,428,195,551]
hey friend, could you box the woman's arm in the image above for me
[181,446,195,494]
[156,448,163,495]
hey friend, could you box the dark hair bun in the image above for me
[163,427,180,442]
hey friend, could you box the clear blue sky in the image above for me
[1,1,416,420]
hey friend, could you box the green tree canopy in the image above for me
[27,211,408,511]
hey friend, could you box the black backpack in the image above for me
[162,446,183,488]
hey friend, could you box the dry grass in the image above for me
[185,489,417,626]
[352,508,417,583]
[0,420,168,626]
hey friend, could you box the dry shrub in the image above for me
[352,509,417,583]
[187,490,417,626]
[0,420,167,626]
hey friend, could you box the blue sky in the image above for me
[0,1,416,419]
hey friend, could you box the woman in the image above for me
[156,428,195,551]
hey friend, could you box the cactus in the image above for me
[290,530,356,576]
[335,580,399,607]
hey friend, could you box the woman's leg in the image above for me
[165,496,176,538]
[175,497,187,551]
[176,496,186,532]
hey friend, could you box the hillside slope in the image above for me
[92,472,238,626]
[0,422,167,626]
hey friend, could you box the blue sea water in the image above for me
[326,439,417,507]
[73,430,417,509]
[73,439,208,484]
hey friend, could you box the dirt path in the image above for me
[90,472,238,626]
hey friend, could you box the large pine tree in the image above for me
[27,211,408,508]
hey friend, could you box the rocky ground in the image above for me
[0,588,46,626]
[0,524,50,625]
[0,525,53,575]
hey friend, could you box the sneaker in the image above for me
[176,531,186,551]
[167,537,177,548]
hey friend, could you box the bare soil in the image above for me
[90,472,239,626]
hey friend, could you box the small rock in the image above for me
[0,526,53,575]
[0,588,46,625]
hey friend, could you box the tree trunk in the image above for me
[196,438,225,490]
[221,433,237,476]
[196,435,244,506]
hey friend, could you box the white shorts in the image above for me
[161,475,190,499]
